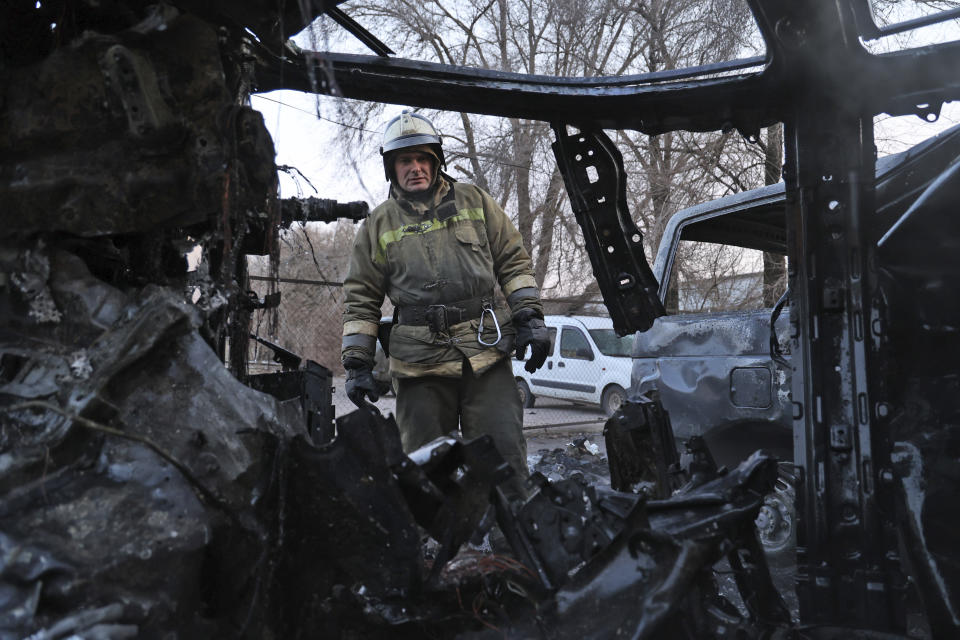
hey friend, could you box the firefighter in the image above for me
[340,111,549,496]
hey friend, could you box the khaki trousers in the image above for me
[396,356,528,495]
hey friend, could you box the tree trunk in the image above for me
[459,113,490,192]
[762,123,786,307]
[512,118,536,257]
[533,167,564,288]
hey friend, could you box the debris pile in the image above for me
[531,437,614,487]
[0,265,789,637]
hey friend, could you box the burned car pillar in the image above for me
[752,2,904,630]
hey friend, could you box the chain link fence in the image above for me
[246,275,347,377]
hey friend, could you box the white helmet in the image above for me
[380,110,445,182]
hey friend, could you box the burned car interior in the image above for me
[2,0,960,638]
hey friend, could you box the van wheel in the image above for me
[756,463,796,565]
[601,384,626,416]
[517,379,535,408]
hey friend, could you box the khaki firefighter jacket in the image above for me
[341,178,543,378]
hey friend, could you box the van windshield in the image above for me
[588,329,634,357]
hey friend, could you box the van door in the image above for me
[532,325,602,403]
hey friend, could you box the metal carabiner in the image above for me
[477,304,502,346]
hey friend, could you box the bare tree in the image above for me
[311,0,769,302]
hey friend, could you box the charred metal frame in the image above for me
[550,127,666,335]
[753,4,903,629]
[4,0,959,636]
[253,10,960,137]
[259,0,960,633]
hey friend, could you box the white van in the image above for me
[511,314,633,416]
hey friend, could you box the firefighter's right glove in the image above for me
[343,357,380,409]
[513,309,549,373]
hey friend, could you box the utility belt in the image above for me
[397,293,501,345]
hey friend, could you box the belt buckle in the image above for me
[425,304,447,334]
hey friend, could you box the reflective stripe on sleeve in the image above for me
[503,275,537,296]
[343,319,380,337]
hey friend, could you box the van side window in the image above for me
[547,327,557,356]
[560,327,593,360]
[665,240,787,313]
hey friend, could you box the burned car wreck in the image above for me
[2,0,960,638]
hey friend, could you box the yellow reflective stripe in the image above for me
[389,349,505,378]
[456,207,485,222]
[343,319,379,337]
[503,275,537,296]
[389,357,463,378]
[376,208,485,260]
[467,349,506,375]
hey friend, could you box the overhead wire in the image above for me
[251,92,733,216]
[253,93,379,133]
[253,93,570,176]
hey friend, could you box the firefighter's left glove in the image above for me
[513,309,549,373]
[343,357,380,409]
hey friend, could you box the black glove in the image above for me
[343,357,380,409]
[513,309,549,373]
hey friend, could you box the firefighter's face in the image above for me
[394,151,436,193]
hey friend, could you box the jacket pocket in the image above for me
[454,222,487,251]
